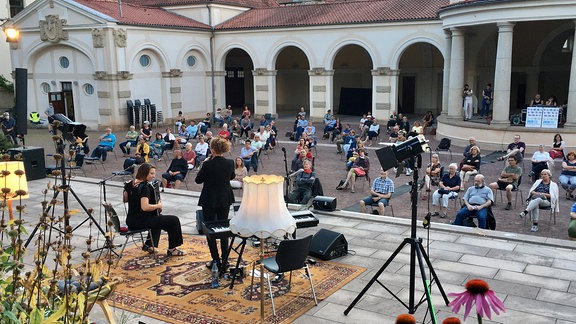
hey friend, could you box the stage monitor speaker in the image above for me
[312,196,337,211]
[8,146,46,181]
[309,228,348,261]
[15,68,28,135]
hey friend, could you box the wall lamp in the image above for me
[4,26,20,43]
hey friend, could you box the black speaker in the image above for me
[8,146,46,181]
[309,229,347,261]
[14,68,28,135]
[196,210,204,234]
[312,196,337,211]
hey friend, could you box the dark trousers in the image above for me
[91,145,113,161]
[129,214,183,249]
[202,205,231,265]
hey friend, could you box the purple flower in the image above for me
[448,279,506,321]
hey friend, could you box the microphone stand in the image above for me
[281,147,290,204]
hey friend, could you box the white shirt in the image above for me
[195,142,209,156]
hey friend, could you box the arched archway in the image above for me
[225,49,254,111]
[398,42,443,115]
[275,46,310,114]
[332,45,373,116]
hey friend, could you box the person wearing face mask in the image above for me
[287,159,316,204]
[452,174,494,229]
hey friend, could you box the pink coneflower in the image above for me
[448,279,506,322]
[395,314,416,324]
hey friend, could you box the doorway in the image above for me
[401,76,416,114]
[225,68,245,110]
[61,82,75,121]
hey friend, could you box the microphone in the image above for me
[288,169,303,178]
[281,147,286,153]
[423,212,431,229]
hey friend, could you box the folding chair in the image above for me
[497,176,524,208]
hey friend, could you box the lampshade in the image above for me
[230,174,296,239]
[0,161,29,200]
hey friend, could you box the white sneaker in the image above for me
[530,225,539,232]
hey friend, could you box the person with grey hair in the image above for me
[431,163,461,218]
[520,169,559,232]
[529,144,553,181]
[452,174,494,229]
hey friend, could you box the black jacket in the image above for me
[195,156,235,208]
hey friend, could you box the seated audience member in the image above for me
[295,115,308,141]
[134,136,150,163]
[240,115,252,139]
[550,133,565,160]
[462,137,477,157]
[229,119,241,141]
[366,120,380,146]
[230,157,248,189]
[422,154,442,200]
[359,168,394,216]
[337,149,369,193]
[399,116,410,133]
[242,105,251,119]
[530,93,544,106]
[182,142,196,170]
[123,163,184,256]
[257,115,268,128]
[323,115,337,138]
[360,115,373,139]
[176,124,189,148]
[150,132,166,159]
[174,110,185,130]
[291,149,309,172]
[163,128,176,150]
[186,120,199,139]
[452,174,493,229]
[304,121,316,144]
[336,128,355,154]
[161,150,188,190]
[240,139,259,173]
[203,112,212,129]
[330,118,343,142]
[288,159,316,204]
[323,109,333,126]
[214,108,224,127]
[389,126,400,143]
[488,156,522,210]
[262,125,274,149]
[408,120,423,137]
[195,135,209,166]
[530,144,553,181]
[387,111,398,132]
[198,120,208,135]
[223,105,233,124]
[119,125,139,157]
[140,121,152,141]
[497,134,525,162]
[431,163,461,218]
[298,106,306,118]
[421,111,434,133]
[90,128,116,162]
[459,146,481,190]
[519,169,559,232]
[559,151,576,199]
[217,123,230,140]
[545,95,558,107]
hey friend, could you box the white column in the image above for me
[308,68,333,120]
[492,22,515,125]
[441,29,452,116]
[565,22,576,129]
[447,27,465,118]
[252,68,277,116]
[371,67,393,120]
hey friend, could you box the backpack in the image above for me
[438,138,451,150]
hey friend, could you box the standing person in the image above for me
[519,169,559,232]
[123,163,184,256]
[463,84,473,121]
[1,112,17,145]
[195,137,235,273]
[119,125,139,156]
[44,102,55,134]
[90,128,116,161]
[480,83,493,118]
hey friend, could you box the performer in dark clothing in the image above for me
[123,163,184,255]
[195,137,235,272]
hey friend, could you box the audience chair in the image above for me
[250,235,317,316]
[496,176,524,209]
[357,172,371,192]
[106,203,155,267]
[368,201,395,217]
[435,138,453,161]
[522,202,557,226]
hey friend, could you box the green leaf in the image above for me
[2,310,21,324]
[29,307,43,324]
[44,303,66,323]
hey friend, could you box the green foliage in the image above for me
[0,75,14,92]
[0,133,15,153]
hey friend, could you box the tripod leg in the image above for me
[414,243,439,324]
[344,238,410,315]
[24,188,61,248]
[417,242,449,305]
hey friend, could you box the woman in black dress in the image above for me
[123,163,184,255]
[195,137,236,271]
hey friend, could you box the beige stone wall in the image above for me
[0,88,14,110]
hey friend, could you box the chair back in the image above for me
[74,153,85,167]
[275,235,313,273]
[104,203,121,233]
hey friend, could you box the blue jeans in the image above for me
[91,145,113,161]
[559,174,576,192]
[480,99,491,117]
[453,206,488,229]
[362,196,389,207]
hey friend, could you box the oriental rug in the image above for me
[108,235,365,323]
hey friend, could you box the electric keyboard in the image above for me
[202,211,319,240]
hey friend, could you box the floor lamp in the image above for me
[230,175,296,323]
[0,161,29,221]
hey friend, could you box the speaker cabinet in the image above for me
[8,147,46,181]
[14,68,28,135]
[309,229,348,261]
[312,196,337,211]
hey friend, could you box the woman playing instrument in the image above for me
[123,163,184,255]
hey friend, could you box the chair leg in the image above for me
[267,273,276,316]
[304,265,318,306]
[115,236,131,268]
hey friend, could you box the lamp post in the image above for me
[229,174,296,322]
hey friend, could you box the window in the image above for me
[59,56,70,69]
[41,82,51,94]
[9,0,24,18]
[83,83,94,95]
[187,55,196,67]
[139,54,151,67]
[62,82,72,91]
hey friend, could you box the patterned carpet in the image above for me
[108,235,365,323]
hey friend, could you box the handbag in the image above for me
[353,168,366,177]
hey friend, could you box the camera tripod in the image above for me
[344,156,449,323]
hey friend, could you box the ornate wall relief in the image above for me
[92,29,105,48]
[39,15,68,43]
[113,29,127,48]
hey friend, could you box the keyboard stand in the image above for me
[223,236,249,290]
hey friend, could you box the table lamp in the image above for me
[229,174,296,322]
